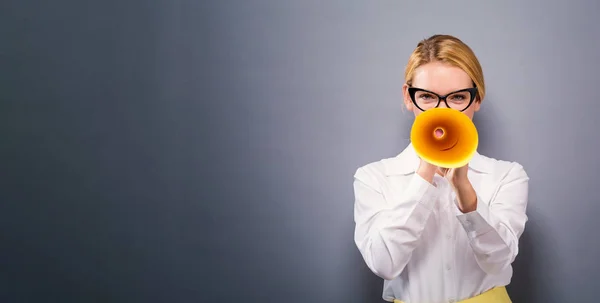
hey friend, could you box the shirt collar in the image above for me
[382,142,491,176]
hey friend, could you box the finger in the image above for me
[438,167,449,176]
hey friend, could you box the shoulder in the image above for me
[475,153,529,183]
[353,151,416,191]
[353,158,389,187]
[354,144,418,182]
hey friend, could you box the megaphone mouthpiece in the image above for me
[434,127,445,139]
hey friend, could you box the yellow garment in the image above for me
[393,286,511,303]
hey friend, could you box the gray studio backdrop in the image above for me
[2,0,599,302]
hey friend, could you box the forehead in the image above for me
[412,61,472,94]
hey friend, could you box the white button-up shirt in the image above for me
[353,143,529,303]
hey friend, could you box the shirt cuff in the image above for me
[454,194,494,237]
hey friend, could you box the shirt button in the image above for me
[449,299,455,303]
[446,264,451,270]
[446,234,451,239]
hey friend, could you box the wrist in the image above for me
[450,175,470,189]
[454,181,477,213]
[458,200,477,213]
[417,160,437,184]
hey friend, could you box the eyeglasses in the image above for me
[408,86,478,112]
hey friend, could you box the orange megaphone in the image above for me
[410,108,478,168]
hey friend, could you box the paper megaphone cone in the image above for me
[410,108,478,168]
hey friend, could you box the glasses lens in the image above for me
[446,91,473,111]
[414,91,440,110]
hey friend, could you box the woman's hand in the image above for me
[438,165,469,188]
[417,161,477,213]
[439,165,477,213]
[416,158,438,184]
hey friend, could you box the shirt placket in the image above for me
[439,178,457,303]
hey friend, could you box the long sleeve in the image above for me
[454,162,529,275]
[353,165,441,280]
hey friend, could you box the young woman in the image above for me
[353,34,529,303]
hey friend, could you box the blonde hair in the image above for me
[405,34,485,102]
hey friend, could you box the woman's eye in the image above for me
[450,94,467,102]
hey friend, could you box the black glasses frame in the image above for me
[407,86,478,112]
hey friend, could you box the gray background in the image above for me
[2,0,598,302]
